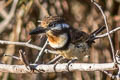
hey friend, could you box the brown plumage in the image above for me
[40,16,65,28]
[30,16,105,61]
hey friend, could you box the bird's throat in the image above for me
[47,32,68,49]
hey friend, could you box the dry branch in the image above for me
[34,39,48,63]
[0,0,18,33]
[0,26,119,54]
[0,40,57,54]
[96,27,120,38]
[91,0,116,63]
[0,1,120,77]
[0,63,116,73]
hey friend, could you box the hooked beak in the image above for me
[29,27,49,35]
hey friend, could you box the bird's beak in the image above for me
[29,27,48,35]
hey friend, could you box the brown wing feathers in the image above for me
[69,26,105,46]
[69,27,89,44]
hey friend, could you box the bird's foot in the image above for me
[53,57,65,72]
[66,59,77,72]
[26,64,39,73]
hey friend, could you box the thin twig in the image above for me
[34,39,48,63]
[102,71,115,79]
[47,55,63,64]
[4,50,31,70]
[4,50,29,66]
[91,0,116,63]
[19,50,29,66]
[34,0,49,17]
[0,26,119,54]
[4,54,20,60]
[115,50,120,64]
[96,27,120,38]
[0,40,57,54]
[0,9,8,19]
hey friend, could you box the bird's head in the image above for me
[29,16,70,35]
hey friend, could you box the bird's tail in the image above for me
[86,26,106,46]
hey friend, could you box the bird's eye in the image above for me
[49,22,55,27]
[75,45,83,48]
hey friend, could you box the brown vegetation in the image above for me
[0,0,120,80]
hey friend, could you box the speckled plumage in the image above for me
[30,16,105,61]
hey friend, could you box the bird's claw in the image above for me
[26,64,39,73]
[66,59,77,72]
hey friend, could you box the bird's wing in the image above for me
[69,28,89,44]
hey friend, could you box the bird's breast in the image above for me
[47,31,68,49]
[57,43,89,60]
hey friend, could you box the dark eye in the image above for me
[75,45,82,48]
[49,22,56,27]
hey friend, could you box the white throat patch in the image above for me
[48,33,68,49]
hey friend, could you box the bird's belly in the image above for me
[57,43,89,60]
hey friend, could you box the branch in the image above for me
[0,0,18,33]
[102,65,120,80]
[102,71,116,79]
[0,40,57,54]
[47,55,63,64]
[0,63,116,73]
[91,0,116,63]
[34,39,48,63]
[96,27,120,38]
[0,26,120,55]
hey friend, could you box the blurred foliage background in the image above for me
[0,0,120,80]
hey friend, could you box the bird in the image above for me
[29,16,105,62]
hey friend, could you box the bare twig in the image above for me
[117,65,120,80]
[102,71,115,79]
[26,39,32,43]
[102,64,120,80]
[47,55,63,64]
[4,54,20,60]
[0,40,57,54]
[4,50,29,66]
[34,0,49,17]
[34,39,48,63]
[0,9,8,19]
[91,0,116,63]
[96,27,120,38]
[0,26,119,55]
[115,50,120,64]
[101,52,120,80]
[0,0,18,33]
[0,63,116,73]
[19,50,29,66]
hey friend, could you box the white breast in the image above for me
[48,33,68,49]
